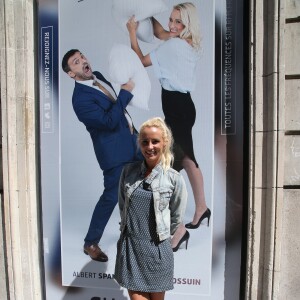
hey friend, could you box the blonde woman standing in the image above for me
[114,117,187,300]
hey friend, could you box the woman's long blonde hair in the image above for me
[138,117,174,171]
[174,2,201,50]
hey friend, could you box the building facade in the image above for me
[0,0,299,299]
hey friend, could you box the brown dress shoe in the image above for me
[83,244,108,262]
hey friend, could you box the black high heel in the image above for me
[185,208,211,229]
[172,230,190,252]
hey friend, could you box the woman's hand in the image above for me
[121,79,135,92]
[126,16,138,34]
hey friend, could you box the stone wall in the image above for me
[280,0,300,299]
[245,0,300,299]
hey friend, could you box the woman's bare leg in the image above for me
[171,223,187,248]
[182,156,207,225]
[149,292,165,300]
[128,290,165,300]
[128,290,150,300]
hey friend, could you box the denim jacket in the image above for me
[118,161,187,241]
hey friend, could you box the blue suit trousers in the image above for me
[84,164,124,246]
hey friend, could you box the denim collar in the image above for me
[140,161,163,185]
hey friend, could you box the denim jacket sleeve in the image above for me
[169,173,188,235]
[118,162,144,233]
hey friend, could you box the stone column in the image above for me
[246,0,285,299]
[0,0,43,299]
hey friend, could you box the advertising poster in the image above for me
[39,0,246,299]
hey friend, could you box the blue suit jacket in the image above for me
[72,71,141,170]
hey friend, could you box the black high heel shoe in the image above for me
[185,208,211,229]
[172,230,190,252]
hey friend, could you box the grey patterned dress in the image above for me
[114,180,174,292]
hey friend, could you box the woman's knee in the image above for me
[182,156,196,169]
[128,290,151,300]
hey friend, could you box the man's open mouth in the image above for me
[83,64,90,73]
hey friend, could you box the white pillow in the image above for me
[111,0,168,43]
[109,44,151,110]
[136,18,154,43]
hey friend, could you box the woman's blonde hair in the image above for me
[138,117,174,171]
[174,2,201,50]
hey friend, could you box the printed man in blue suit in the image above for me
[62,49,142,262]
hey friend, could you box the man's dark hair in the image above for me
[61,49,80,73]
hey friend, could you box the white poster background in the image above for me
[59,0,216,296]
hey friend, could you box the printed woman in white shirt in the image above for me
[126,2,211,249]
